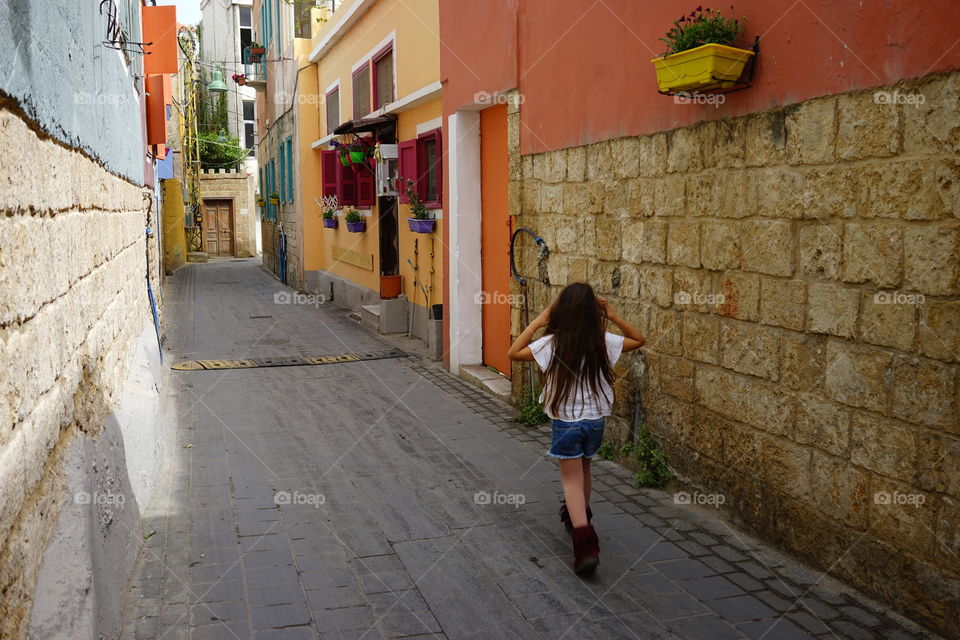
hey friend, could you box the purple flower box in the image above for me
[323,218,338,229]
[346,220,366,233]
[407,218,436,233]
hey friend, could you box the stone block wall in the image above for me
[199,169,258,258]
[0,106,159,638]
[511,72,960,635]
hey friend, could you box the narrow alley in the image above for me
[121,261,931,640]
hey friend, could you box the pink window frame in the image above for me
[417,128,442,209]
[371,43,394,110]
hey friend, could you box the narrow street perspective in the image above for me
[123,260,932,640]
[3,1,960,639]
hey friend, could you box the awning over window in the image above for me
[332,114,396,136]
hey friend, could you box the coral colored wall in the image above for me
[440,0,960,154]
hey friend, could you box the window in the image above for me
[397,128,442,209]
[267,159,277,220]
[320,150,374,208]
[258,166,265,212]
[274,0,281,44]
[242,101,256,155]
[286,137,294,202]
[278,142,286,203]
[239,6,252,49]
[294,0,313,39]
[373,46,394,109]
[352,63,370,119]
[325,87,339,135]
[420,132,440,205]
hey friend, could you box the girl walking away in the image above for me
[508,283,645,574]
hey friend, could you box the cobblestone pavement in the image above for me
[120,260,938,640]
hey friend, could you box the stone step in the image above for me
[459,364,512,402]
[359,304,380,332]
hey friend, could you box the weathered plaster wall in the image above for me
[0,0,147,183]
[512,72,960,636]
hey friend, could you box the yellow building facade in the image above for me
[299,0,443,350]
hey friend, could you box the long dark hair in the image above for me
[541,282,614,416]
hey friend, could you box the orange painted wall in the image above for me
[440,0,960,154]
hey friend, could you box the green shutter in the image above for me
[278,143,285,203]
[286,137,294,203]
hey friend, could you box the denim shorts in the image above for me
[548,418,606,459]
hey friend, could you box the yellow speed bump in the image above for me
[172,349,405,371]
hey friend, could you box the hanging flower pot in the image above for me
[652,43,754,92]
[339,151,351,167]
[407,218,436,234]
[652,7,753,93]
[269,193,280,205]
[343,208,365,232]
[249,44,266,55]
[323,217,338,229]
[349,149,366,164]
[256,197,265,207]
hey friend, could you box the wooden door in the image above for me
[480,104,511,377]
[203,199,234,257]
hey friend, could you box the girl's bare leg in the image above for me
[559,458,589,528]
[582,457,592,506]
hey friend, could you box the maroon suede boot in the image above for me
[571,525,600,575]
[559,502,593,533]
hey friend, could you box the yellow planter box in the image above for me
[652,43,754,93]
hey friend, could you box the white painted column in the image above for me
[447,110,484,372]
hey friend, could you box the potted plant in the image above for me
[652,6,753,93]
[402,179,435,233]
[269,191,280,205]
[319,195,339,228]
[256,196,265,207]
[232,73,247,86]
[248,41,266,56]
[343,207,365,232]
[348,143,366,165]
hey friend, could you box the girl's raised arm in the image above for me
[599,299,645,353]
[507,307,551,362]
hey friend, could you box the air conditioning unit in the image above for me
[376,143,399,196]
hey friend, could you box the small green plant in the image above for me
[515,388,548,427]
[596,441,615,460]
[619,441,636,458]
[343,207,362,223]
[633,423,673,488]
[402,178,430,220]
[660,6,746,55]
